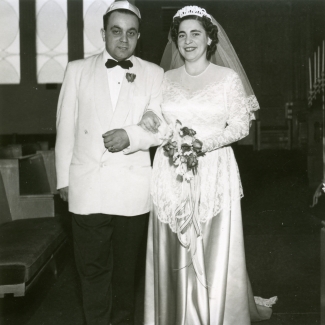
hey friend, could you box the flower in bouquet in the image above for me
[192,139,204,156]
[180,126,196,137]
[161,120,204,182]
[186,153,198,169]
[163,141,177,157]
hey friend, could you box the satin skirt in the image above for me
[144,200,272,325]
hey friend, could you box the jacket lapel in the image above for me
[94,52,114,133]
[109,57,138,130]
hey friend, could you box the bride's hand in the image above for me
[138,111,161,134]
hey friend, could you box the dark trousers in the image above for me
[72,213,149,325]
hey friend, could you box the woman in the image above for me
[141,6,276,325]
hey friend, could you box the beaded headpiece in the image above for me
[173,6,212,21]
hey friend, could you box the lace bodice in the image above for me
[151,64,256,232]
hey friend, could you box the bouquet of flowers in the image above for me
[162,120,204,181]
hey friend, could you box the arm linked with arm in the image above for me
[202,72,250,152]
[123,66,165,154]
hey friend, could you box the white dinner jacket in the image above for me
[55,52,163,216]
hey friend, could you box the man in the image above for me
[55,2,163,324]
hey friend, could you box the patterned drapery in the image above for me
[36,0,68,83]
[0,0,20,84]
[83,0,113,58]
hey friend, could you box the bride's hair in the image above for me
[170,15,219,60]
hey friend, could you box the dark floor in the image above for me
[0,148,322,325]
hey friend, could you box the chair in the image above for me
[0,156,67,297]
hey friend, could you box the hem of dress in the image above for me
[254,296,278,308]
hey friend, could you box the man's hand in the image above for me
[138,111,161,134]
[59,187,69,202]
[102,129,130,152]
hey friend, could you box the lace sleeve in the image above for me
[202,72,250,152]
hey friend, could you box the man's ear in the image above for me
[101,28,106,42]
[137,33,140,40]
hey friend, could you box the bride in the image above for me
[139,6,277,325]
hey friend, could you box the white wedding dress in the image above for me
[144,63,276,325]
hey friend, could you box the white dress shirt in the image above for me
[103,51,133,111]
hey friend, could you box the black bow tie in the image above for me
[105,59,133,70]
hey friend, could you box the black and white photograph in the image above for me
[0,0,324,324]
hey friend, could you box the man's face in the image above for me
[101,11,140,61]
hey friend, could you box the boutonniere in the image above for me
[126,73,136,83]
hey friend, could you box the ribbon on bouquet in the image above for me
[175,172,208,287]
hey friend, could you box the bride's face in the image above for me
[177,19,209,63]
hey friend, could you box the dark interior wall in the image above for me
[0,0,83,136]
[0,0,324,136]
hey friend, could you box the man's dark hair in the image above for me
[103,9,141,31]
[170,15,218,61]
